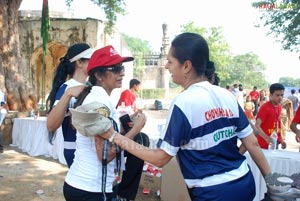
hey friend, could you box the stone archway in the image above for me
[30,42,67,105]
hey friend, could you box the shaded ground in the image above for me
[0,110,167,201]
[0,145,160,201]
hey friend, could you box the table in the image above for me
[245,149,300,201]
[12,117,66,165]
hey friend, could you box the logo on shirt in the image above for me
[213,128,235,142]
[205,108,233,122]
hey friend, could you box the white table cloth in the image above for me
[245,149,300,201]
[12,117,66,165]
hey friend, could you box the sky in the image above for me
[19,0,300,83]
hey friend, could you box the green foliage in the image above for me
[140,88,182,99]
[122,34,152,53]
[180,22,269,88]
[65,0,126,34]
[141,89,165,99]
[121,34,152,78]
[252,0,300,52]
[279,77,300,87]
[231,53,268,89]
[180,22,232,86]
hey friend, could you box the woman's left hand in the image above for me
[131,112,147,130]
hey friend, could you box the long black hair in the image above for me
[47,43,91,113]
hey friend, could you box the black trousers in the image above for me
[253,100,259,116]
[63,182,113,201]
[117,132,150,200]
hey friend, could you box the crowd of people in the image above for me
[41,32,300,201]
[0,32,298,200]
[227,82,300,150]
[46,33,275,201]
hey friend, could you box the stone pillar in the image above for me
[161,24,170,99]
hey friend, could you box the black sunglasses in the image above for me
[105,65,125,74]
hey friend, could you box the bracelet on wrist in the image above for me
[108,131,117,143]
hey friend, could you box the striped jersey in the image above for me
[54,79,83,149]
[157,81,252,188]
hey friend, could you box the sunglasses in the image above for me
[105,65,125,74]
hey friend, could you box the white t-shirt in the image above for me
[65,86,119,192]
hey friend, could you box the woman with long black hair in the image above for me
[47,43,93,167]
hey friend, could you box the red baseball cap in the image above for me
[87,45,134,75]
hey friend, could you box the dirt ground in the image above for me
[0,145,161,201]
[0,109,299,201]
[0,110,168,201]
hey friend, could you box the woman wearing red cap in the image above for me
[100,33,272,201]
[63,45,146,201]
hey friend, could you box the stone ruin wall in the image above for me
[18,17,104,103]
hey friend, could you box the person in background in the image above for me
[116,79,150,201]
[237,84,246,110]
[258,89,269,110]
[255,83,286,149]
[287,89,299,115]
[281,98,293,149]
[244,95,255,123]
[290,105,300,143]
[296,88,300,102]
[47,43,93,167]
[231,83,239,98]
[118,78,141,114]
[239,84,247,98]
[100,32,271,201]
[0,89,7,153]
[249,86,260,116]
[63,45,146,201]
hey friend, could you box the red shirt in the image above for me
[249,90,259,101]
[292,106,300,124]
[118,89,137,112]
[256,101,282,149]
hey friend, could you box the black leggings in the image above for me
[117,132,150,200]
[63,182,113,201]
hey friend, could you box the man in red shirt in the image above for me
[255,83,286,149]
[290,106,300,143]
[117,78,150,201]
[118,78,141,113]
[249,86,260,116]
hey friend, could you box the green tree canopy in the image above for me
[231,53,268,89]
[252,0,300,52]
[65,0,126,34]
[279,77,300,87]
[180,22,232,86]
[122,34,152,78]
[179,22,269,88]
[122,34,152,53]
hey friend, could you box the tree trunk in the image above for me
[0,0,35,112]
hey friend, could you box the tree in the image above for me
[252,0,300,52]
[66,0,126,34]
[279,77,300,87]
[0,0,126,111]
[179,22,269,88]
[231,53,268,89]
[180,22,232,86]
[121,34,152,78]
